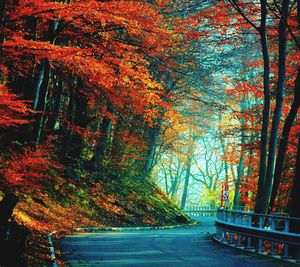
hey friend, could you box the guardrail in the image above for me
[184,206,217,217]
[215,209,300,263]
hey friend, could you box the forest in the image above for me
[0,0,299,266]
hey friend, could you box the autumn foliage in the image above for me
[1,137,62,191]
[0,0,192,240]
[0,84,31,128]
[0,1,300,265]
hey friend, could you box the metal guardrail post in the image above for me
[247,236,252,249]
[237,213,242,247]
[257,238,263,253]
[284,217,289,232]
[248,214,252,226]
[238,213,242,224]
[283,244,289,258]
[257,215,264,253]
[283,217,290,258]
[246,214,253,249]
[231,211,235,224]
[270,216,275,255]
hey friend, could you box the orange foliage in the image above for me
[0,137,62,192]
[2,0,180,122]
[0,84,31,127]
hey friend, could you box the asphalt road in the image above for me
[59,217,295,267]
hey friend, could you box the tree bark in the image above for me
[62,78,88,163]
[254,0,274,214]
[290,136,300,218]
[32,61,46,110]
[46,76,63,131]
[233,95,246,208]
[92,103,113,175]
[61,79,88,164]
[262,0,290,214]
[110,118,126,164]
[219,134,229,182]
[0,0,8,58]
[35,61,51,145]
[180,155,192,210]
[289,134,300,258]
[269,67,300,211]
[32,20,59,143]
[143,125,161,178]
[67,90,88,161]
[32,20,58,110]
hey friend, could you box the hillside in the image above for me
[0,172,190,266]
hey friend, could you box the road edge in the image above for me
[48,222,199,266]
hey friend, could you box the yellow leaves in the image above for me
[164,109,186,134]
[122,76,130,83]
[15,210,32,225]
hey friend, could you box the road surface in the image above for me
[59,217,295,266]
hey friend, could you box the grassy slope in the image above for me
[9,174,190,266]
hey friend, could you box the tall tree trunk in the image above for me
[35,61,51,145]
[289,4,300,260]
[61,79,88,164]
[170,160,184,200]
[233,96,246,208]
[290,134,300,217]
[289,134,300,258]
[142,71,175,179]
[61,78,88,163]
[32,20,58,110]
[219,134,229,182]
[262,0,290,214]
[32,20,59,143]
[110,118,126,164]
[92,103,113,175]
[67,89,88,161]
[46,76,63,131]
[61,87,76,160]
[254,0,273,214]
[234,155,244,208]
[180,155,192,210]
[269,67,300,211]
[0,0,8,59]
[32,61,46,110]
[143,125,161,178]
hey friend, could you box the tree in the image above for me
[261,0,291,214]
[214,0,299,214]
[180,129,197,210]
[0,0,185,178]
[289,133,300,257]
[270,67,300,210]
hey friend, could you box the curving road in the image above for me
[60,217,295,267]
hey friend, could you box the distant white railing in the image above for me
[184,206,217,217]
[215,209,300,263]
